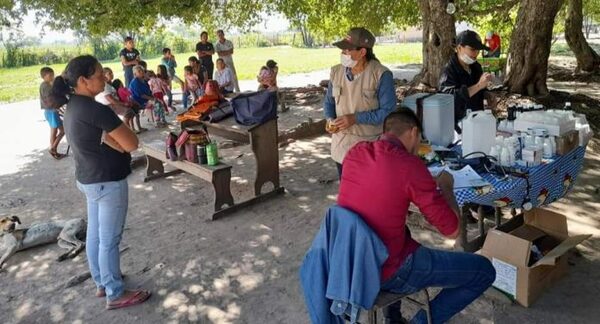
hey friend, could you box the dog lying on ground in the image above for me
[0,216,86,270]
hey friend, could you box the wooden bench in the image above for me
[142,141,234,219]
[181,118,285,213]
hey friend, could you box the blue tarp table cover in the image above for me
[451,146,586,209]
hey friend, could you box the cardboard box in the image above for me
[479,208,591,307]
[555,130,580,155]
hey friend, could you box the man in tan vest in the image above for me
[323,27,396,178]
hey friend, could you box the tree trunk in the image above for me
[505,0,564,96]
[565,0,600,73]
[300,25,313,48]
[412,0,456,87]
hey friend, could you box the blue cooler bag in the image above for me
[232,90,277,126]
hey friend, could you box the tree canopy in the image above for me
[3,0,597,95]
[14,0,268,35]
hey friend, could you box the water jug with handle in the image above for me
[402,93,454,147]
[461,110,496,158]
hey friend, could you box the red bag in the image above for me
[184,142,198,162]
[166,132,178,161]
[175,130,190,147]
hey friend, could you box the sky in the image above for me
[17,10,290,44]
[20,11,76,43]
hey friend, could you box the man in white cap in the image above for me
[323,27,396,178]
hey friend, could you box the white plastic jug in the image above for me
[403,93,454,147]
[461,110,496,157]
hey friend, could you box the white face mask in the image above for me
[341,53,357,68]
[459,53,476,65]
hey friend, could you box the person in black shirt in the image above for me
[50,55,151,310]
[439,30,493,133]
[195,31,215,80]
[119,37,140,87]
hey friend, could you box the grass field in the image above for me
[0,43,422,103]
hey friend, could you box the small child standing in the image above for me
[183,65,202,109]
[161,48,184,109]
[40,67,66,159]
[147,71,168,127]
[153,65,173,113]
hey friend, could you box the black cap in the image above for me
[456,30,490,51]
[333,27,376,49]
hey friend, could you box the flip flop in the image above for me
[106,290,151,310]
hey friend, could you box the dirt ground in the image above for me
[0,63,599,324]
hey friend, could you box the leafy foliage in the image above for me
[17,0,268,36]
[274,0,419,42]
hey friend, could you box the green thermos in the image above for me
[206,142,219,166]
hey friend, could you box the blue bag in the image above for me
[232,90,277,126]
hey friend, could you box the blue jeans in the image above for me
[77,179,129,301]
[166,89,173,108]
[124,67,134,87]
[381,246,496,324]
[183,91,190,109]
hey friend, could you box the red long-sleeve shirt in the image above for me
[337,133,459,281]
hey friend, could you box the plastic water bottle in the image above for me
[500,146,511,166]
[510,135,521,161]
[543,136,553,159]
[206,142,219,166]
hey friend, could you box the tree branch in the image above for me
[460,0,520,17]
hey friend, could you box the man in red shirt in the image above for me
[484,31,501,58]
[337,108,495,324]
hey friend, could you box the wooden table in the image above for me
[181,117,285,217]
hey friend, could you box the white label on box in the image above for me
[491,258,517,298]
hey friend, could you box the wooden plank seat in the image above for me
[344,290,432,324]
[142,141,234,219]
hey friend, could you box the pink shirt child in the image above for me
[185,74,201,93]
[148,77,169,95]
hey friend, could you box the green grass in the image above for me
[0,43,422,103]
